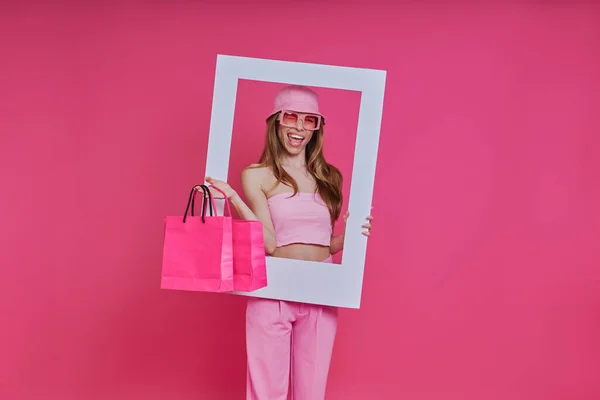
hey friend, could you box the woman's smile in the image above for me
[287,132,305,147]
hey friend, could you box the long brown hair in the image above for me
[254,113,343,225]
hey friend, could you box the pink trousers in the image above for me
[245,257,338,400]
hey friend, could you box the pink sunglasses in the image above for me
[278,110,322,131]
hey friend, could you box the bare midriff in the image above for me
[271,243,331,262]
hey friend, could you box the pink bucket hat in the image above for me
[268,85,324,119]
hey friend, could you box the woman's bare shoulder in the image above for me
[241,164,274,190]
[242,163,271,177]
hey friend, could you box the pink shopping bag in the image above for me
[204,185,268,292]
[161,185,234,292]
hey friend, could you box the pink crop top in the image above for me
[267,192,332,247]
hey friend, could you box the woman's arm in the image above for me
[330,233,345,255]
[205,171,278,254]
[328,210,373,255]
[229,193,277,255]
[329,210,348,255]
[234,167,278,254]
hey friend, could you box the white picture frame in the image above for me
[204,54,386,309]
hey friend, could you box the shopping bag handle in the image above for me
[183,184,212,223]
[190,184,213,220]
[206,185,233,217]
[186,184,232,220]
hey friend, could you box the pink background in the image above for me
[1,2,599,400]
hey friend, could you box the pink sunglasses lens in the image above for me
[282,111,298,127]
[303,115,319,130]
[281,111,320,130]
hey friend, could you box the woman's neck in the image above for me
[281,152,306,169]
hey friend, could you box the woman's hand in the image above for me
[331,208,373,254]
[362,209,373,237]
[343,208,373,237]
[200,176,238,200]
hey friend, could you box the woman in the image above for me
[204,85,373,400]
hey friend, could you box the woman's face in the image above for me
[276,112,319,156]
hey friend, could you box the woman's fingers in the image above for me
[195,186,211,198]
[194,182,225,199]
[343,211,350,222]
[209,187,225,199]
[204,176,227,198]
[205,176,223,184]
[362,210,373,236]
